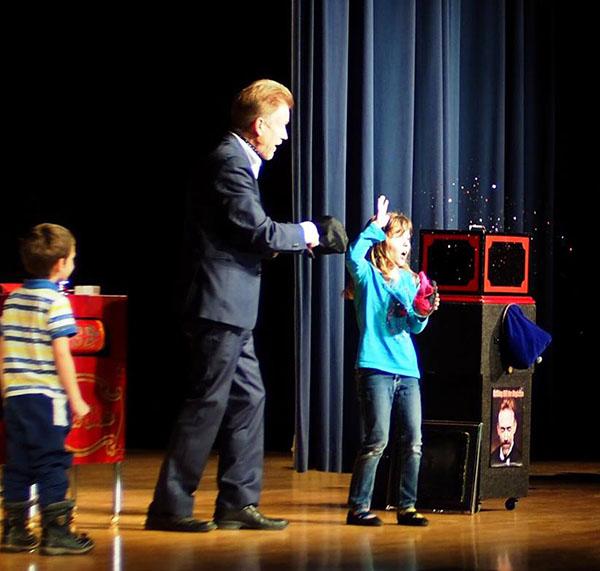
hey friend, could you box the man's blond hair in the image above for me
[231,79,294,132]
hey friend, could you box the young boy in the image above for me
[0,223,94,555]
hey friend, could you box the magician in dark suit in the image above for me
[146,80,320,532]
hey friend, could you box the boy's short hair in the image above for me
[20,223,76,278]
[231,79,294,132]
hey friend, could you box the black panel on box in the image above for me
[487,242,526,287]
[427,239,477,286]
[421,373,483,422]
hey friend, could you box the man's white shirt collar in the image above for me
[499,443,514,463]
[231,132,262,179]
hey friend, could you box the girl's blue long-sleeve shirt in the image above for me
[346,223,428,377]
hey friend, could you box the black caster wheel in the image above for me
[505,497,518,510]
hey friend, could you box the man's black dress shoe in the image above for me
[145,513,216,532]
[215,505,289,530]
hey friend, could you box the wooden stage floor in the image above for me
[1,452,599,571]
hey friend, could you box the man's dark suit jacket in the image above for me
[184,133,305,330]
[491,444,523,467]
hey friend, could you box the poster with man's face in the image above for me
[490,388,524,467]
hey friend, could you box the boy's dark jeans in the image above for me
[2,394,72,506]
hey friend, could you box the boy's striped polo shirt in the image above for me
[0,279,77,399]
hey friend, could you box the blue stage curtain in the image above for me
[292,0,555,472]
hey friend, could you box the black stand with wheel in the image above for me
[416,301,535,513]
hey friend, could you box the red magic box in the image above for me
[419,229,531,297]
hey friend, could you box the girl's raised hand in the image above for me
[374,195,390,228]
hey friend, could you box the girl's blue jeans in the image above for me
[348,369,423,512]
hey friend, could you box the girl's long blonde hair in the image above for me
[344,212,415,300]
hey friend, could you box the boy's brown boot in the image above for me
[1,500,40,553]
[40,500,94,556]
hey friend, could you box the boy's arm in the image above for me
[52,337,90,418]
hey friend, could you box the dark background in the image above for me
[2,4,297,453]
[1,4,595,460]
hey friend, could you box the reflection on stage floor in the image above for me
[1,453,598,571]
